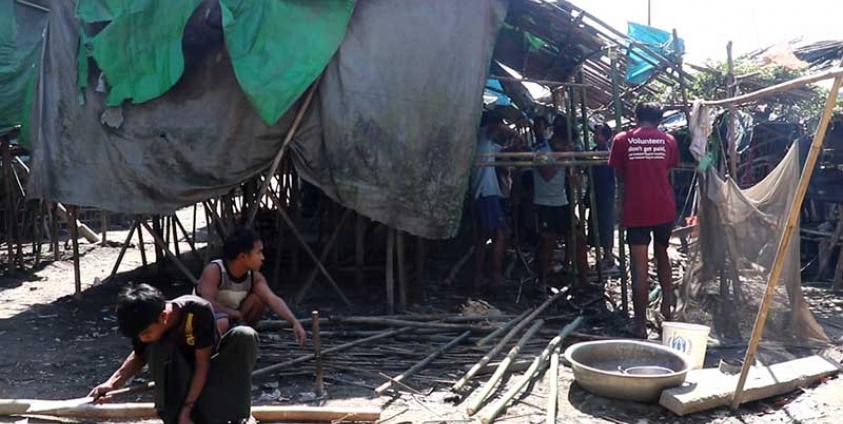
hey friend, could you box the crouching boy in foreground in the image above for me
[89,284,257,424]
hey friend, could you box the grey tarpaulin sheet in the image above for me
[28,0,304,214]
[292,0,508,239]
[28,0,507,239]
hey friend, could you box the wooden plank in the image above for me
[660,355,841,416]
[0,401,380,422]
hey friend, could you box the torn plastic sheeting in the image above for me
[292,0,509,239]
[78,0,203,106]
[220,0,354,125]
[625,22,683,85]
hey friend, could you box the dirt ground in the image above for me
[1,211,843,424]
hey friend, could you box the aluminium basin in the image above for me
[564,340,690,402]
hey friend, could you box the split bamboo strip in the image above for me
[374,330,471,395]
[452,288,568,391]
[465,320,544,416]
[479,317,583,424]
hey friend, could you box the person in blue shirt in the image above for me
[588,124,616,269]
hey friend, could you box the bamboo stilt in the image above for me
[355,214,365,285]
[386,228,395,315]
[136,221,147,267]
[294,209,353,304]
[396,231,407,312]
[68,206,81,299]
[312,310,323,397]
[108,221,138,280]
[139,221,198,285]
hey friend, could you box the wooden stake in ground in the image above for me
[465,320,544,416]
[312,310,323,397]
[479,317,583,424]
[375,330,471,395]
[69,205,81,299]
[730,75,843,410]
[452,288,567,391]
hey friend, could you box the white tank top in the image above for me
[210,259,253,310]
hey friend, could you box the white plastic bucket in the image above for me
[661,322,710,369]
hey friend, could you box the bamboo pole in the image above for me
[375,330,471,395]
[479,317,584,424]
[246,81,320,228]
[477,151,608,158]
[49,203,58,261]
[108,221,138,280]
[396,231,408,312]
[68,206,81,299]
[465,320,544,416]
[173,215,197,255]
[312,310,323,397]
[704,67,843,106]
[386,228,395,315]
[546,347,560,424]
[139,221,198,285]
[294,209,352,304]
[730,75,843,409]
[136,222,147,267]
[726,41,738,178]
[452,288,568,391]
[252,327,413,378]
[476,308,533,347]
[265,188,351,306]
[330,316,493,332]
[610,47,629,315]
[355,213,365,285]
[2,140,14,273]
[100,211,108,246]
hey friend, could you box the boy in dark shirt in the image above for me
[89,284,258,424]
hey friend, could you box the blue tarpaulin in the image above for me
[625,22,684,85]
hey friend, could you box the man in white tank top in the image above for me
[196,227,307,346]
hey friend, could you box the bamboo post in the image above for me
[151,217,163,264]
[33,200,43,266]
[415,236,425,301]
[68,206,81,299]
[136,222,147,267]
[265,189,350,306]
[726,40,738,178]
[252,327,413,378]
[375,330,471,395]
[245,81,320,228]
[546,347,560,424]
[100,211,108,246]
[566,85,579,282]
[396,231,408,312]
[312,310,323,397]
[2,140,15,273]
[580,70,604,286]
[730,75,843,409]
[173,215,197,255]
[139,221,198,285]
[49,203,58,261]
[452,288,567,391]
[465,320,544,416]
[191,203,197,244]
[610,47,629,315]
[170,216,180,258]
[385,228,395,315]
[294,209,352,304]
[480,317,584,424]
[108,221,138,280]
[355,214,365,285]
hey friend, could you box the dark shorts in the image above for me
[535,205,571,236]
[627,221,673,246]
[474,195,508,235]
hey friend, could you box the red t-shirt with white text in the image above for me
[608,127,679,227]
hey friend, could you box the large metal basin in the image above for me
[564,340,690,402]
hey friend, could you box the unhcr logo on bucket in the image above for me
[668,335,691,354]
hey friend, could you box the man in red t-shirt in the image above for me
[609,102,679,338]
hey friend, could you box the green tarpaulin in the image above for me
[0,0,48,141]
[78,0,203,106]
[220,0,354,125]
